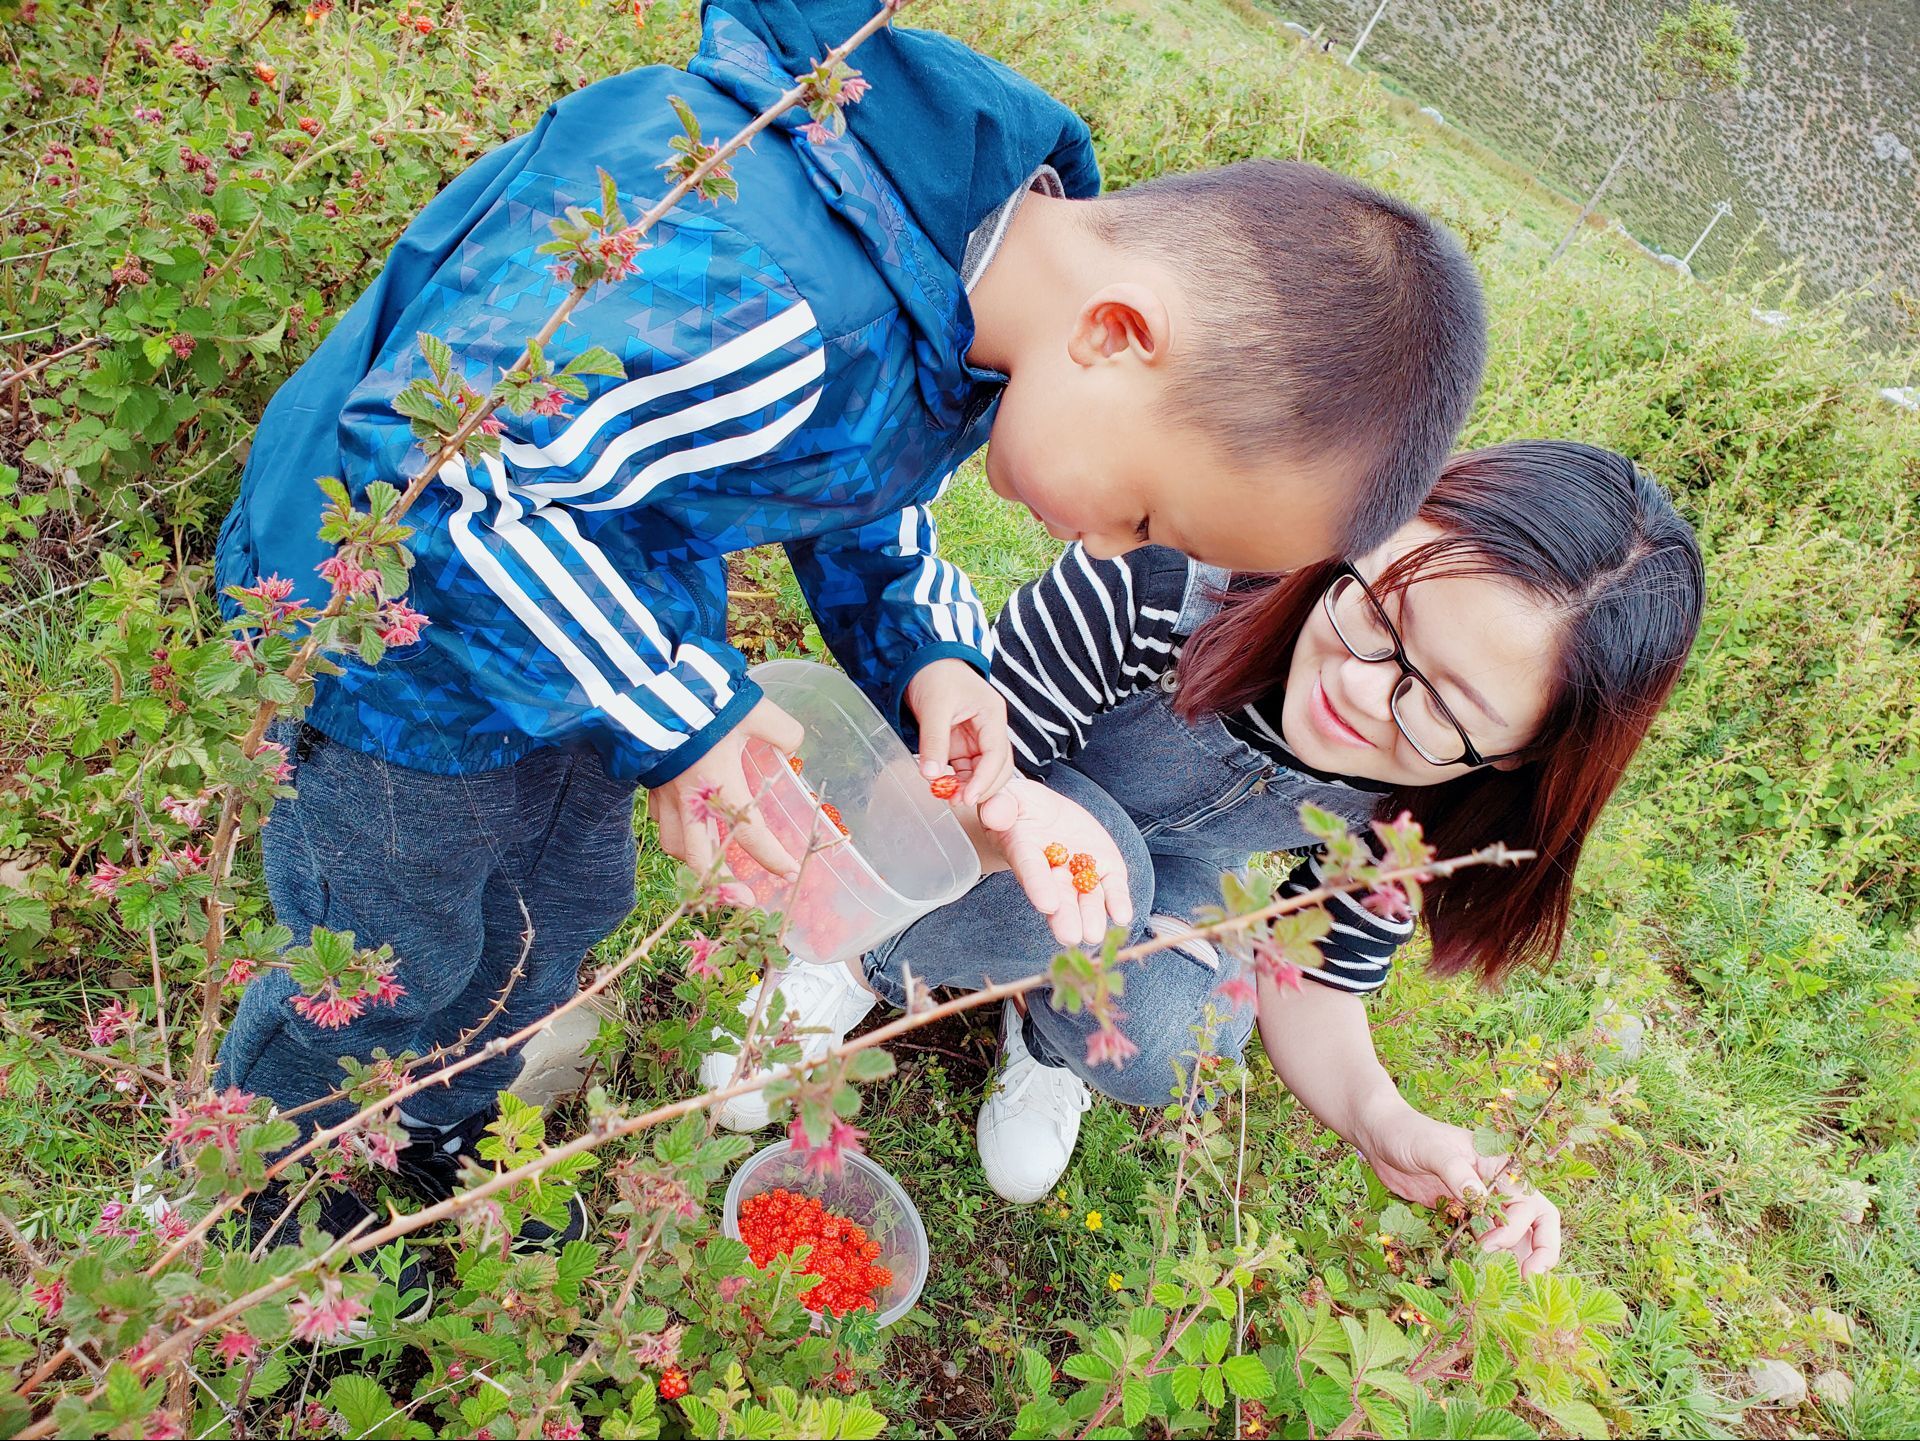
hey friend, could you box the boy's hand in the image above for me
[973,776,1132,947]
[1353,1100,1561,1276]
[906,658,1013,805]
[647,698,805,902]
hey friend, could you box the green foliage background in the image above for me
[2,0,1918,1435]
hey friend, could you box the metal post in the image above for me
[1681,199,1733,267]
[1347,0,1390,65]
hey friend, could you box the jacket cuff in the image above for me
[891,641,992,740]
[631,677,766,788]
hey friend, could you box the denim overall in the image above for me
[866,568,1382,1106]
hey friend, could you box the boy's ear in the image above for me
[1067,283,1173,368]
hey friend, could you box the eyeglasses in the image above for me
[1321,563,1524,769]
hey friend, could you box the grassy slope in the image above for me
[1,0,1915,1434]
[626,1,1920,1434]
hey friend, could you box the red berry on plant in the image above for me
[657,1366,690,1400]
[297,116,321,136]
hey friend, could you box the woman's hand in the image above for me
[971,775,1132,947]
[1353,1100,1561,1276]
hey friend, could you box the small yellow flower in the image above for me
[1084,1210,1102,1231]
[1107,1272,1124,1291]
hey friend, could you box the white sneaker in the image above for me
[699,958,877,1132]
[976,999,1091,1203]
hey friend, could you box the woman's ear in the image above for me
[1066,283,1174,368]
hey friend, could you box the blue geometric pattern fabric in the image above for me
[215,5,1099,784]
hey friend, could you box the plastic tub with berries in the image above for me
[724,660,982,967]
[723,1139,930,1328]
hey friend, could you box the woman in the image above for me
[716,442,1703,1276]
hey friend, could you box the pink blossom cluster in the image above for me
[165,1085,258,1158]
[378,600,430,647]
[317,552,377,597]
[88,999,137,1047]
[788,1113,867,1179]
[170,39,214,71]
[291,970,405,1030]
[289,1276,368,1343]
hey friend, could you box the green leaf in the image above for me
[1060,1352,1115,1385]
[326,1374,392,1437]
[562,345,627,379]
[1220,1354,1274,1399]
[1021,1346,1053,1397]
[1169,1365,1202,1412]
[846,1048,895,1083]
[1121,1378,1150,1429]
[417,331,455,384]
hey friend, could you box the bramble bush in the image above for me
[5,0,1919,1437]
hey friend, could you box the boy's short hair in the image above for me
[1090,159,1486,553]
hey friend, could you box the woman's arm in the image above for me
[1256,973,1562,1276]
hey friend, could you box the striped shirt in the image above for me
[988,544,1410,994]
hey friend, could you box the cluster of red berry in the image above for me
[737,1188,893,1316]
[656,1366,689,1401]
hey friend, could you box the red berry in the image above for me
[297,116,321,136]
[1043,842,1069,868]
[928,775,960,800]
[786,754,804,774]
[657,1366,689,1401]
[820,802,849,837]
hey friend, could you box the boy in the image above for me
[214,0,1485,1243]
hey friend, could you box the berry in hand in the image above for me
[1043,842,1069,868]
[1068,853,1099,894]
[928,775,960,800]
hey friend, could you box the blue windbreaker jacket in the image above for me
[215,0,1099,785]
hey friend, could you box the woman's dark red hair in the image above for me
[1173,441,1705,982]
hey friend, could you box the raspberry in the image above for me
[786,754,804,774]
[254,63,277,84]
[928,775,960,800]
[1043,842,1069,868]
[737,1189,893,1315]
[297,116,321,136]
[657,1366,689,1401]
[820,802,848,837]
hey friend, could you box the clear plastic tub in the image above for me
[720,660,981,967]
[722,1139,929,1328]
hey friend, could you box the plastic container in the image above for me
[721,660,981,966]
[722,1140,929,1328]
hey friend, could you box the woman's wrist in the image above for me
[1342,1076,1414,1154]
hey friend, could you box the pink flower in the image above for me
[87,860,126,899]
[228,636,256,663]
[291,988,367,1030]
[1084,1022,1140,1071]
[168,334,197,360]
[95,1201,142,1239]
[837,76,871,105]
[1214,973,1258,1008]
[358,1128,400,1172]
[144,1412,184,1441]
[717,1274,749,1303]
[543,1422,584,1441]
[162,794,207,829]
[788,1114,866,1179]
[377,600,429,647]
[258,740,295,784]
[317,553,376,596]
[213,1328,259,1365]
[169,843,207,871]
[225,955,257,985]
[1360,883,1412,924]
[31,1278,64,1317]
[154,1204,190,1242]
[801,120,834,146]
[531,387,570,418]
[134,106,164,124]
[166,1086,255,1156]
[369,972,406,1007]
[88,1000,136,1047]
[1252,940,1306,992]
[478,413,505,436]
[288,1276,368,1343]
[686,783,722,826]
[633,1322,683,1366]
[685,932,723,979]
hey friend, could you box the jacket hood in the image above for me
[701,0,1100,270]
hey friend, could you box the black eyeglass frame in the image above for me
[1321,563,1526,770]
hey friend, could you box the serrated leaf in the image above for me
[561,345,626,379]
[1121,1378,1150,1429]
[417,331,454,384]
[1021,1346,1053,1397]
[1220,1353,1273,1399]
[1169,1365,1202,1412]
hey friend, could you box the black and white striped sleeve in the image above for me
[986,544,1190,772]
[1280,851,1414,994]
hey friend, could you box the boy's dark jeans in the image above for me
[215,723,640,1136]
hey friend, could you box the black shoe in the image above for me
[394,1103,591,1251]
[245,1184,433,1329]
